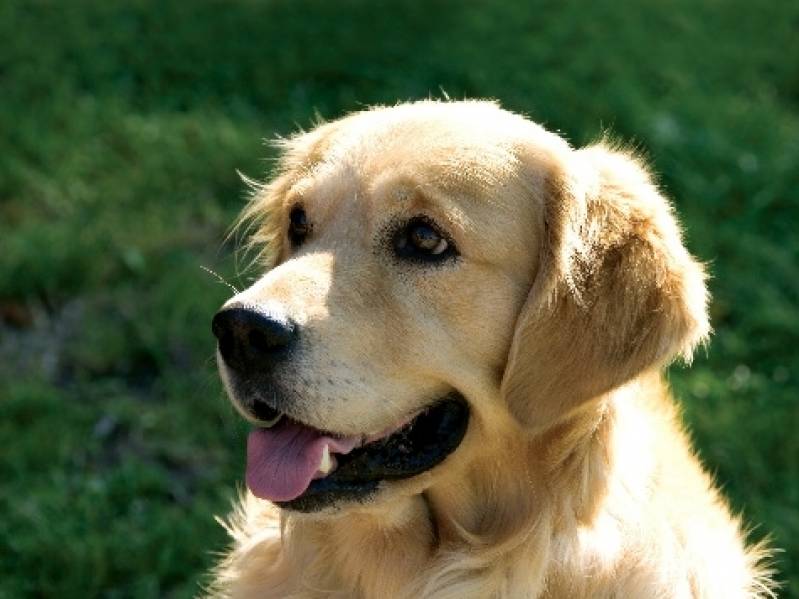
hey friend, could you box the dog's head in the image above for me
[212,101,708,513]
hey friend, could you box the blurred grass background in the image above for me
[0,1,796,596]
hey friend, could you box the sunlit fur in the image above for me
[208,101,774,598]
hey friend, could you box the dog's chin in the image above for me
[238,391,470,514]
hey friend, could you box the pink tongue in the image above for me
[246,420,360,502]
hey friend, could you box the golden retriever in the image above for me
[208,100,773,598]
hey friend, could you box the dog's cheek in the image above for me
[403,265,530,378]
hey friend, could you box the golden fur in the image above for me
[209,100,774,598]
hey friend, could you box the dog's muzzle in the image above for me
[212,304,470,512]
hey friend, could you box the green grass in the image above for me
[1,1,797,596]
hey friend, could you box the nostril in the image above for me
[218,332,235,361]
[211,312,227,341]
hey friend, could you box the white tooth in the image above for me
[318,445,333,475]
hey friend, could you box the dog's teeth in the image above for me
[318,445,334,475]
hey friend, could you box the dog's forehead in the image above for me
[277,102,568,271]
[326,102,533,183]
[291,102,557,220]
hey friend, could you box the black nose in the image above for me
[211,305,296,372]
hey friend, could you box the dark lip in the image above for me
[275,393,470,513]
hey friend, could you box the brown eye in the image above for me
[394,217,455,262]
[410,223,447,253]
[289,206,309,246]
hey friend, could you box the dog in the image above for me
[208,100,773,598]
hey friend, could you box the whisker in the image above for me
[200,265,240,295]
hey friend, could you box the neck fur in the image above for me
[281,384,630,598]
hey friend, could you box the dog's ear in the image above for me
[501,143,709,431]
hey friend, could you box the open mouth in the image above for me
[244,393,469,512]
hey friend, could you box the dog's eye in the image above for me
[288,206,309,246]
[393,217,455,262]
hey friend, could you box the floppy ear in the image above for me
[501,143,710,431]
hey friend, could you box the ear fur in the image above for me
[235,120,342,269]
[501,142,710,431]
